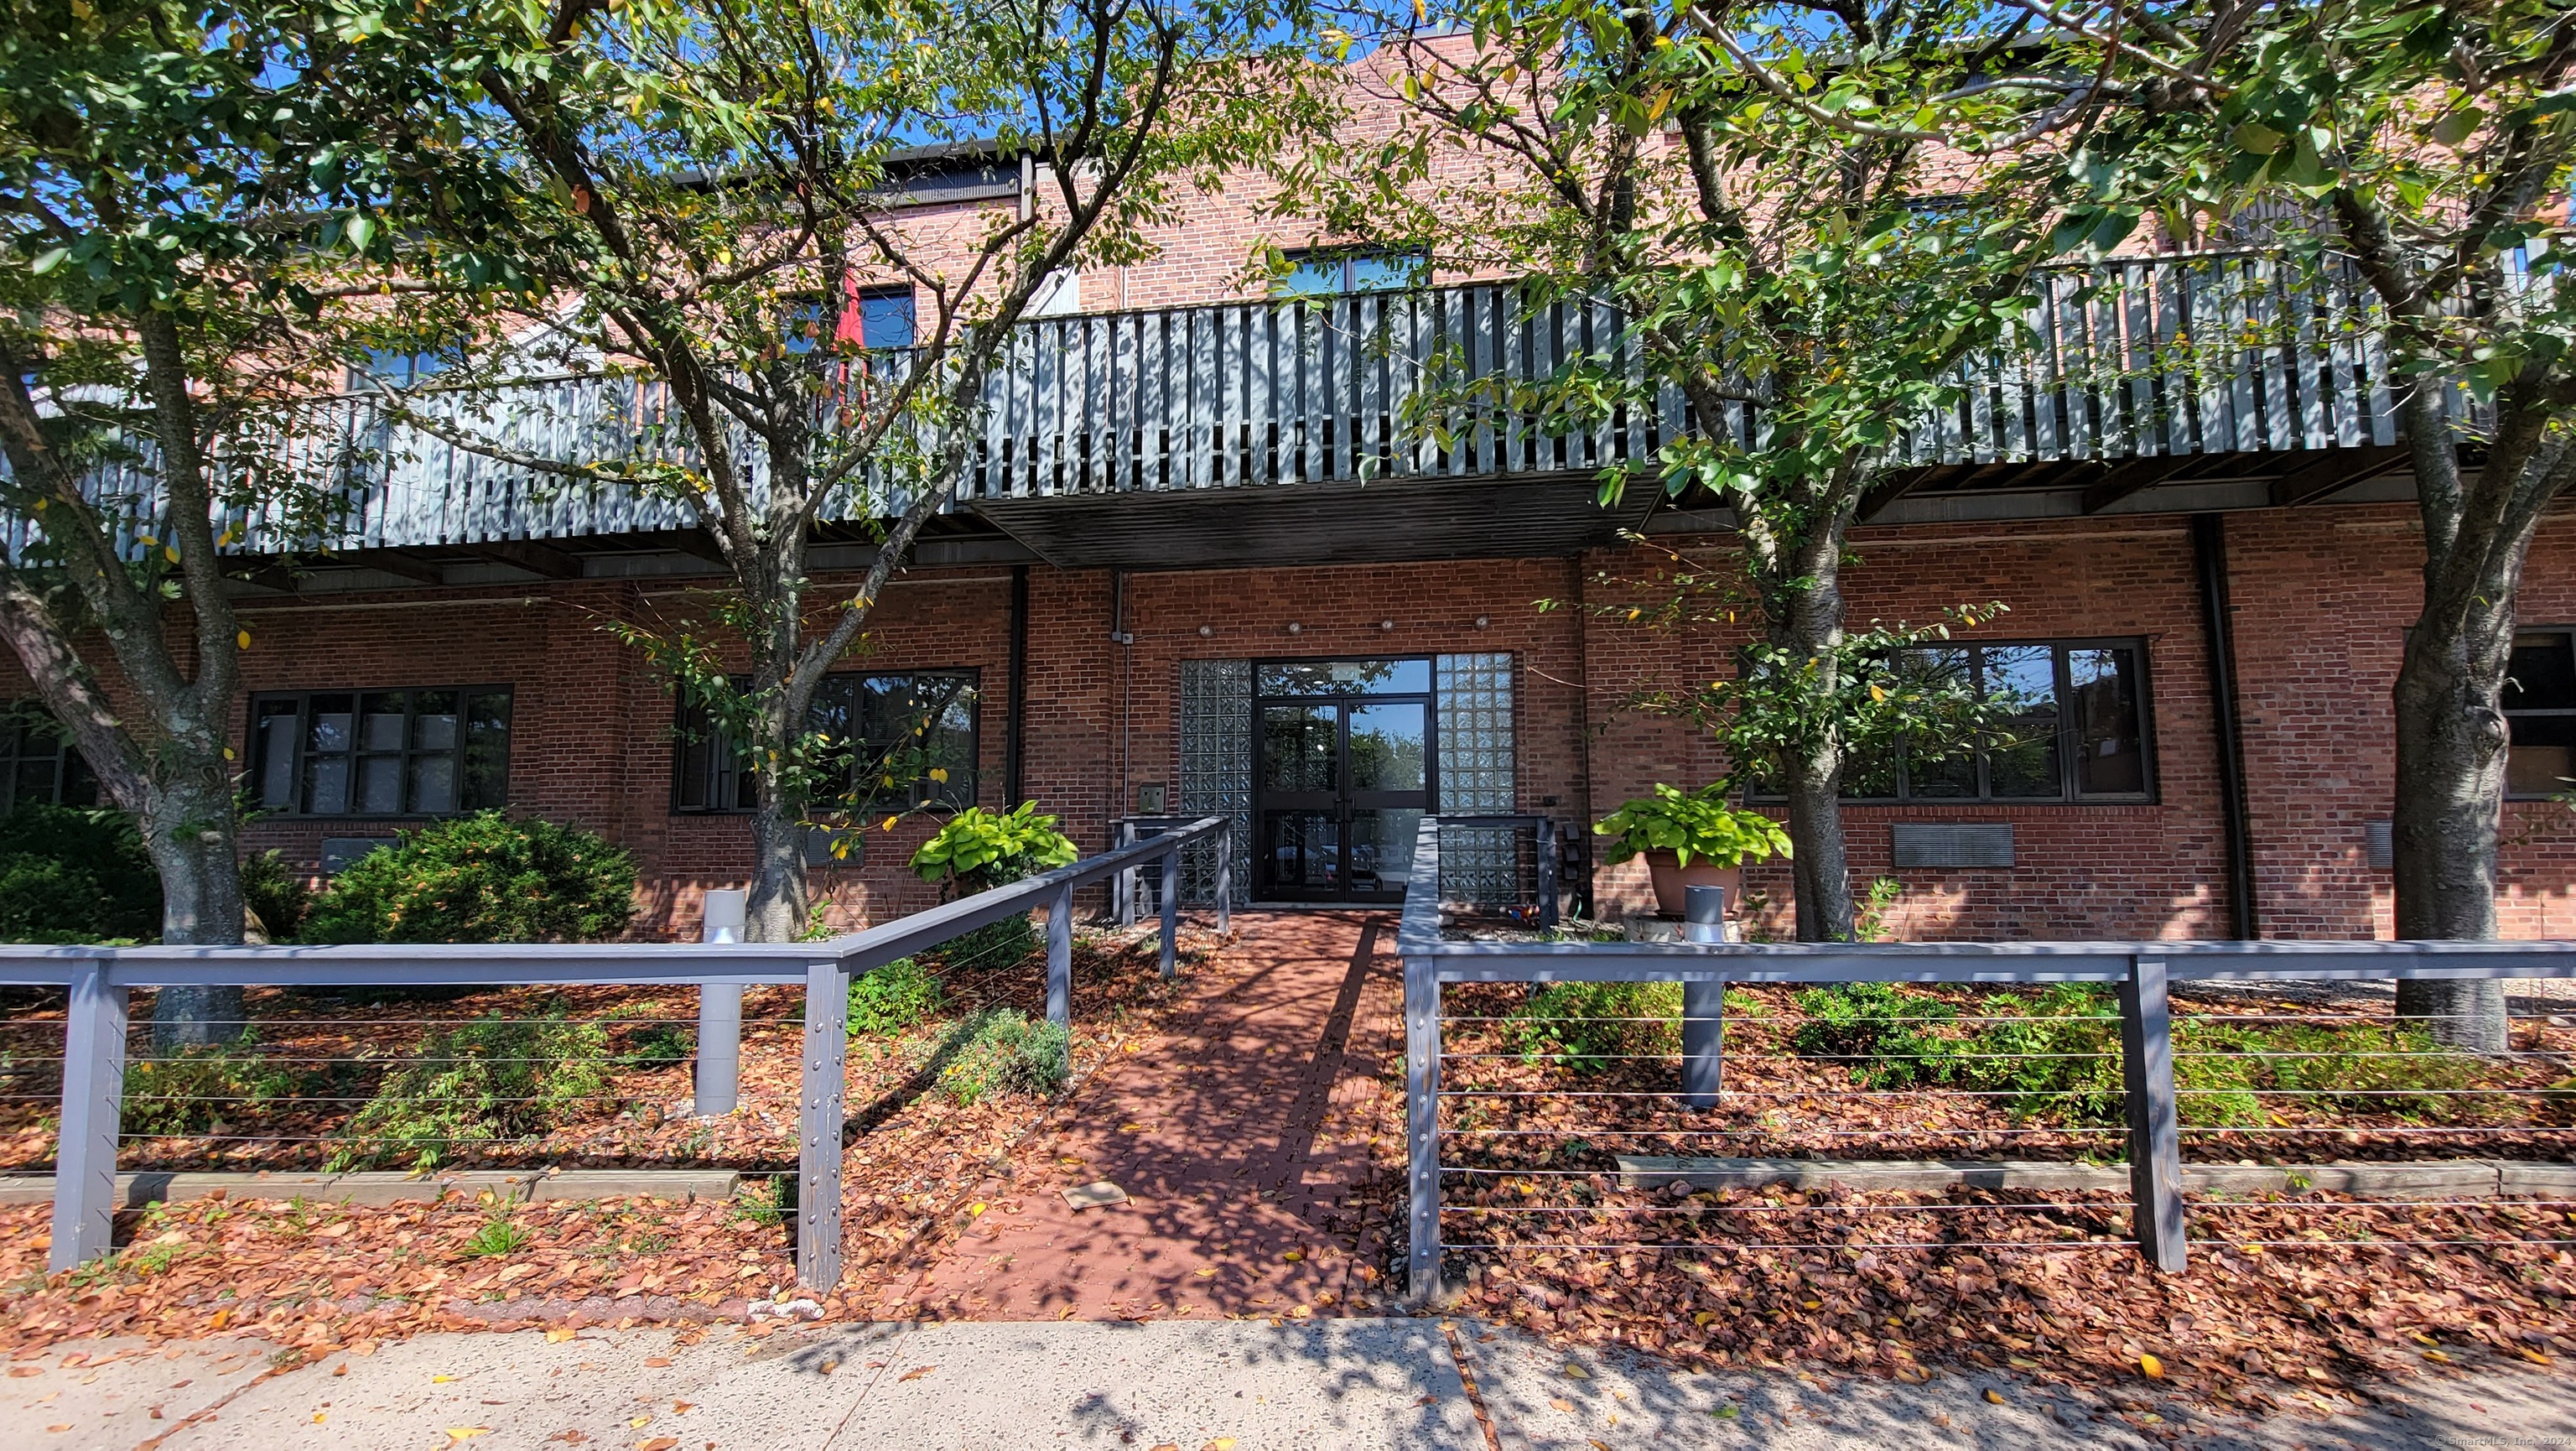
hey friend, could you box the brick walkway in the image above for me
[885,912,1402,1322]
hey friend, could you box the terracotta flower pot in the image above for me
[1644,849,1742,919]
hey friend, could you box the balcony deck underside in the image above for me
[972,472,1657,569]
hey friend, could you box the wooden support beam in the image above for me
[2080,454,2196,514]
[658,527,730,566]
[474,540,584,580]
[2269,444,2410,507]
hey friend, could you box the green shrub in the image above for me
[1791,982,1958,1089]
[938,1008,1070,1105]
[240,850,311,941]
[331,1010,610,1170]
[1950,983,2129,1121]
[302,812,637,944]
[1506,980,1680,1073]
[123,1032,302,1136]
[849,957,942,1036]
[0,804,158,944]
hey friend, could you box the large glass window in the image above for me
[2506,630,2576,798]
[673,669,978,814]
[1270,248,1431,298]
[1778,640,2153,804]
[249,688,512,816]
[0,705,98,813]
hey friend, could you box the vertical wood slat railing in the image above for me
[13,250,2502,564]
[3,817,1227,1293]
[1395,816,2575,1306]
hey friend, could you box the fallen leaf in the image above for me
[643,1356,673,1368]
[1561,1364,1588,1379]
[1283,1251,1303,1262]
[546,1329,578,1344]
[547,1433,589,1445]
[673,1402,696,1413]
[1715,1404,1742,1419]
[2140,1353,2164,1379]
[899,1365,936,1381]
[2522,1348,2555,1367]
[630,1416,652,1428]
[1205,1440,1239,1451]
[433,1375,458,1385]
[1194,1267,1218,1278]
[1982,1388,2006,1405]
[45,1427,71,1434]
[638,1440,678,1451]
[312,1413,325,1424]
[2423,1350,2454,1364]
[445,1431,491,1443]
[8,1367,39,1378]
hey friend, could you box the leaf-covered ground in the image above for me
[0,926,1225,1354]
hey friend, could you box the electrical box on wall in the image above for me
[1135,783,1169,814]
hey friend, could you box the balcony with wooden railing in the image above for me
[18,252,2484,577]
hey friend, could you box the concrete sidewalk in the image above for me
[8,1318,2573,1449]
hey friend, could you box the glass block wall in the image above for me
[1176,658,1253,906]
[1434,653,1520,906]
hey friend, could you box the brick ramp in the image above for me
[886,912,1400,1321]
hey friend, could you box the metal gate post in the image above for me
[51,959,127,1272]
[1159,847,1180,980]
[1214,827,1232,935]
[797,959,847,1292]
[1404,948,1442,1305]
[1115,822,1136,928]
[1046,881,1075,1032]
[1536,825,1561,929]
[1681,977,1725,1108]
[2119,954,2188,1272]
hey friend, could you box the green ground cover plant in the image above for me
[122,1032,305,1136]
[1789,983,2475,1126]
[937,1008,1070,1105]
[848,956,942,1036]
[330,1009,610,1170]
[1506,980,1681,1074]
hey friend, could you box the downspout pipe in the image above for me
[1005,564,1029,805]
[2191,512,2260,939]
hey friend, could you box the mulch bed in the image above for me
[1323,975,2576,1417]
[0,926,1228,1352]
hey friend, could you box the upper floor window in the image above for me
[0,705,98,813]
[673,669,978,814]
[1272,248,1431,299]
[1815,640,2155,804]
[250,688,512,817]
[854,288,917,349]
[2506,630,2576,798]
[347,345,456,391]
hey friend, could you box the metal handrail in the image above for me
[26,815,1232,1290]
[1394,814,2576,1304]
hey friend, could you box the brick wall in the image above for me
[4,507,2568,942]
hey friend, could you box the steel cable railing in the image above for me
[0,816,1228,1292]
[1396,815,2576,1308]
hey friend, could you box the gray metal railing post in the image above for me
[797,958,847,1292]
[1681,978,1725,1108]
[1404,945,1442,1306]
[1046,881,1074,1031]
[50,960,127,1272]
[1159,846,1180,980]
[1215,826,1232,934]
[695,888,746,1116]
[2118,954,2187,1272]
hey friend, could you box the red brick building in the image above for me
[6,137,2571,944]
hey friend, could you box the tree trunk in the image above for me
[1768,536,1858,941]
[143,774,247,1050]
[2388,535,2517,1051]
[745,795,810,943]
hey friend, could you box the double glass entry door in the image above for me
[1255,659,1432,903]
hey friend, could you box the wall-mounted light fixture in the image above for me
[1286,621,1303,635]
[1474,615,1491,629]
[1379,619,1395,631]
[1198,624,1214,637]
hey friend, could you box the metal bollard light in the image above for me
[695,888,747,1116]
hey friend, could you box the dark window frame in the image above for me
[1749,637,2158,806]
[2506,627,2576,800]
[669,668,981,816]
[247,685,513,819]
[1271,247,1433,298]
[0,703,98,813]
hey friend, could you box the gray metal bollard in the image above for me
[1046,881,1075,1032]
[797,955,847,1292]
[695,888,746,1116]
[50,959,127,1272]
[2119,954,2188,1272]
[1682,979,1726,1108]
[1159,847,1180,979]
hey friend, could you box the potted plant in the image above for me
[1593,783,1792,918]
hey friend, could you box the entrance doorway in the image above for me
[1254,658,1433,902]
